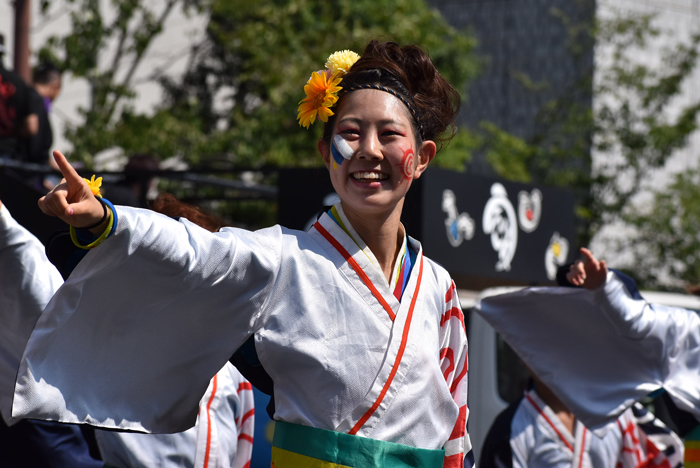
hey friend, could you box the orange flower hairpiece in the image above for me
[297,50,360,129]
[84,175,103,197]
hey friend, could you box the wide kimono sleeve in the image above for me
[440,280,473,468]
[0,204,63,425]
[13,206,283,433]
[475,272,700,430]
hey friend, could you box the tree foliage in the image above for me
[37,0,206,166]
[480,7,700,253]
[41,0,480,170]
[623,170,700,288]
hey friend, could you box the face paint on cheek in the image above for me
[397,147,415,184]
[331,135,353,168]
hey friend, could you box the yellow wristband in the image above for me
[69,206,114,250]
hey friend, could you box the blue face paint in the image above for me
[331,135,353,167]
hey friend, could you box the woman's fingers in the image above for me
[580,247,599,270]
[38,152,106,227]
[53,150,84,188]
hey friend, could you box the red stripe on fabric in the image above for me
[242,462,250,468]
[203,375,218,468]
[449,405,467,441]
[443,453,464,468]
[349,256,424,435]
[241,408,255,425]
[237,382,252,392]
[393,257,406,301]
[441,307,466,333]
[578,428,586,467]
[315,222,396,321]
[440,347,455,382]
[525,394,573,452]
[445,283,455,303]
[450,356,468,394]
[238,433,254,443]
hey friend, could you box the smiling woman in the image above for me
[17,40,471,468]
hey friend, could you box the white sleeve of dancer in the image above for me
[14,206,281,433]
[0,204,62,424]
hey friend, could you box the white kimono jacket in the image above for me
[0,204,63,425]
[13,205,471,463]
[95,363,254,468]
[475,273,700,430]
[0,204,253,467]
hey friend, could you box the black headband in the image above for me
[342,84,425,140]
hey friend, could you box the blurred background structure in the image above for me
[1,0,700,463]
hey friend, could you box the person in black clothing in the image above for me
[0,34,38,159]
[22,61,62,165]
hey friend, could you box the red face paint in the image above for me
[398,147,414,184]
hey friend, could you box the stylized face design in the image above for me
[318,89,434,220]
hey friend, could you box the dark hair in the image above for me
[124,153,160,184]
[151,193,226,233]
[322,40,460,153]
[33,61,61,85]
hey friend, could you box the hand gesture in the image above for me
[566,247,608,290]
[38,150,106,230]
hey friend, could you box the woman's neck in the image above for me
[340,202,404,283]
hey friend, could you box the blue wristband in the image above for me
[100,198,118,238]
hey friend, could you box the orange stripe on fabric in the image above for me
[449,405,467,441]
[315,222,395,321]
[525,394,573,452]
[238,433,254,443]
[687,448,700,462]
[578,428,586,467]
[450,357,468,394]
[349,256,424,435]
[238,382,252,392]
[445,283,454,303]
[241,408,255,424]
[203,374,218,468]
[441,307,465,333]
[440,347,454,381]
[443,453,464,468]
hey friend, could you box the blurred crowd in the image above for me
[0,33,61,169]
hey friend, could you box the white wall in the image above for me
[591,0,700,271]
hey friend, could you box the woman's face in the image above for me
[318,89,435,221]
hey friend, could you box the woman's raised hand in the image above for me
[38,150,106,229]
[566,247,608,290]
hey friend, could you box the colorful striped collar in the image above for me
[326,203,415,300]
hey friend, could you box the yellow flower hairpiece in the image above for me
[84,174,103,197]
[297,50,360,128]
[325,50,361,76]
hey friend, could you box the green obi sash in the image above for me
[271,421,445,468]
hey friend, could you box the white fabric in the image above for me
[0,205,251,465]
[95,363,254,468]
[510,390,681,468]
[13,204,470,459]
[0,204,63,425]
[475,273,700,429]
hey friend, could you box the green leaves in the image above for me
[155,0,479,168]
[40,0,479,172]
